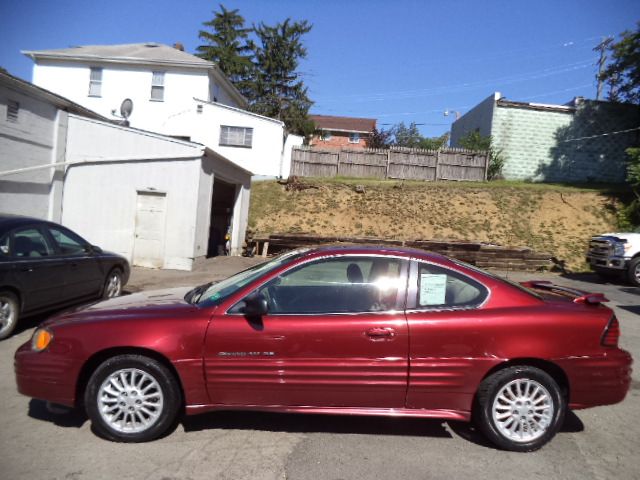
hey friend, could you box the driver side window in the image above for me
[233,256,404,314]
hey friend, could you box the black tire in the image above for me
[475,366,565,452]
[84,354,182,442]
[0,290,20,340]
[627,257,640,287]
[103,268,123,299]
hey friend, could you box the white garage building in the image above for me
[1,71,251,270]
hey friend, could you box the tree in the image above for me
[249,19,314,136]
[390,122,422,147]
[418,133,449,150]
[196,4,254,95]
[458,131,504,180]
[599,22,640,104]
[368,127,392,149]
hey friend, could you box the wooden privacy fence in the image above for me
[290,146,489,181]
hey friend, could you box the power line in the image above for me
[313,59,596,104]
[559,127,640,143]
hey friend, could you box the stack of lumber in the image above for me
[248,233,553,271]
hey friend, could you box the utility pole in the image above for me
[594,36,613,100]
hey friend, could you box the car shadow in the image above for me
[560,272,627,286]
[447,409,584,449]
[182,410,452,439]
[28,399,88,428]
[618,305,640,315]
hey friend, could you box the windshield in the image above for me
[188,249,310,307]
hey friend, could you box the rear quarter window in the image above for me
[416,262,488,309]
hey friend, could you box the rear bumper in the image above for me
[556,349,633,409]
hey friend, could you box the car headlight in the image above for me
[31,328,53,352]
[613,242,627,256]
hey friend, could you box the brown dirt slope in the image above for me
[249,179,622,271]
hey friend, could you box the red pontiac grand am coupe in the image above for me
[15,246,632,451]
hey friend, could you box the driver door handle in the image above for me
[366,327,395,338]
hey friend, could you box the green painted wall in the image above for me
[492,100,639,183]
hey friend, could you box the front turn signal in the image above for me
[32,328,53,352]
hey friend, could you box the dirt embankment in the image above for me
[248,179,621,271]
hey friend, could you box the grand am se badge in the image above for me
[217,351,276,357]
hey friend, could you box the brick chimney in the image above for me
[173,42,185,51]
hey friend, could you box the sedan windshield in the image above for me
[187,249,309,306]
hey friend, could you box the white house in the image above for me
[1,70,252,270]
[23,43,246,135]
[23,43,303,177]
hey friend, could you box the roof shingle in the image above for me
[310,114,376,133]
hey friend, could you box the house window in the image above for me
[349,132,360,143]
[220,126,253,148]
[151,72,165,101]
[6,100,19,123]
[88,67,102,97]
[321,130,333,141]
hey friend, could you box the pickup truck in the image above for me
[586,230,640,286]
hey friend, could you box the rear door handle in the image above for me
[366,327,395,338]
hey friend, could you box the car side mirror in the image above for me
[243,292,268,316]
[87,245,102,254]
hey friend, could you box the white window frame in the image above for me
[219,125,253,148]
[321,130,333,141]
[88,67,102,97]
[6,100,19,123]
[150,71,165,101]
[349,132,360,144]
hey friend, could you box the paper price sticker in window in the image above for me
[420,274,447,305]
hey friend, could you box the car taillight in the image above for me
[601,315,620,347]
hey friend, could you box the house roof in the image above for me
[0,70,107,120]
[496,98,575,113]
[310,114,376,134]
[22,43,213,68]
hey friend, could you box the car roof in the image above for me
[0,214,54,231]
[298,244,452,263]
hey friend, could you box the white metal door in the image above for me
[133,191,167,268]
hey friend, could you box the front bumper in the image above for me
[14,341,80,408]
[586,254,629,271]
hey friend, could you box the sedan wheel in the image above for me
[85,354,182,442]
[476,366,565,452]
[0,291,19,340]
[103,270,123,299]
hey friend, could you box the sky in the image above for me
[1,0,638,137]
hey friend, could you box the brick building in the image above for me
[450,92,640,182]
[309,114,376,149]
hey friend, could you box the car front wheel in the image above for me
[476,366,565,452]
[0,290,19,340]
[85,354,182,442]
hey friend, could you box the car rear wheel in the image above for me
[103,269,123,299]
[85,354,182,442]
[476,366,565,452]
[627,258,640,287]
[0,290,19,340]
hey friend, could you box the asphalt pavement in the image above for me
[0,257,638,480]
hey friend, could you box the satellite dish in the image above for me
[120,98,133,119]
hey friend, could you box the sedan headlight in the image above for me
[31,328,53,352]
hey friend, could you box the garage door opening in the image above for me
[207,178,238,257]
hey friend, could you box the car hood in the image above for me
[43,287,198,328]
[594,233,640,242]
